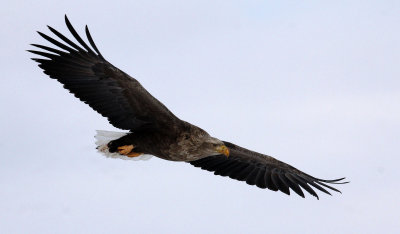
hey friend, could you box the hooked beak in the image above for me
[216,145,230,157]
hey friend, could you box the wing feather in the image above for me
[30,15,180,131]
[85,25,104,58]
[63,15,96,54]
[190,141,348,199]
[254,168,267,189]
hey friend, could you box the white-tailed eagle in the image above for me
[29,16,347,199]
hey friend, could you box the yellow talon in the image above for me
[117,145,134,155]
[117,145,143,157]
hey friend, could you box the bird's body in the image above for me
[29,15,347,199]
[107,121,221,161]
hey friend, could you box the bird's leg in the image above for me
[117,145,143,157]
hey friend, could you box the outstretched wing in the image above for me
[29,15,179,131]
[190,141,347,199]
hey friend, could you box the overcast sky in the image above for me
[1,1,399,233]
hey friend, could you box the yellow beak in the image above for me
[216,145,230,157]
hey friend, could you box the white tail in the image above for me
[95,130,153,161]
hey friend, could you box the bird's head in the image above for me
[201,137,230,157]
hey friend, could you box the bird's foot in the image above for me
[118,145,134,154]
[117,145,142,157]
[126,152,143,157]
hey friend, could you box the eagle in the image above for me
[29,15,347,199]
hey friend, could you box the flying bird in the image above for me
[29,16,347,199]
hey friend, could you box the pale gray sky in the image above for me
[1,1,399,233]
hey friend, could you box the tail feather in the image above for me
[95,130,153,161]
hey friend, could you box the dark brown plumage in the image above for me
[29,15,347,199]
[191,142,346,198]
